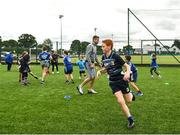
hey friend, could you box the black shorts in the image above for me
[79,70,85,74]
[64,67,73,74]
[109,80,130,94]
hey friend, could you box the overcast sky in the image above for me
[1,0,180,49]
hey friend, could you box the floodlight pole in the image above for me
[94,28,97,35]
[59,15,64,55]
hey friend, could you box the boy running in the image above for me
[39,46,51,84]
[125,55,143,96]
[97,39,135,128]
[150,53,161,79]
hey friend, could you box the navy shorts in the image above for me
[64,67,73,74]
[79,70,85,74]
[109,80,130,94]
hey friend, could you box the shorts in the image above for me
[64,67,73,74]
[19,66,29,73]
[79,70,85,74]
[41,60,50,68]
[109,80,130,94]
[130,72,138,83]
[85,62,96,78]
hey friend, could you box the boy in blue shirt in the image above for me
[39,46,51,84]
[63,51,74,84]
[150,53,161,79]
[76,55,86,79]
[125,55,143,96]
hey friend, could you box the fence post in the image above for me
[141,40,143,64]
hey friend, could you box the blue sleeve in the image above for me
[38,53,42,60]
[63,57,67,64]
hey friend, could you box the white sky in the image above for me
[1,0,180,49]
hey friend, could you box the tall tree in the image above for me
[42,38,53,50]
[18,34,37,48]
[2,39,18,48]
[123,45,135,55]
[97,45,103,55]
[81,41,90,54]
[172,40,180,49]
[70,40,81,55]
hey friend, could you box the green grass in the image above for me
[0,64,179,133]
[12,54,180,64]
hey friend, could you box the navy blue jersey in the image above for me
[39,51,50,61]
[127,61,137,73]
[151,57,158,67]
[63,55,72,68]
[102,53,125,81]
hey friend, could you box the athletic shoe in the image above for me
[77,86,84,95]
[52,72,54,74]
[34,76,39,80]
[151,75,154,79]
[158,75,162,79]
[21,82,27,86]
[71,80,75,84]
[57,71,59,74]
[41,80,45,84]
[128,116,135,129]
[136,91,143,96]
[88,89,98,94]
[65,80,69,84]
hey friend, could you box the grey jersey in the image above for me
[85,43,100,65]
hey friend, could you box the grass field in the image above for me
[3,54,180,65]
[58,55,180,64]
[0,64,180,133]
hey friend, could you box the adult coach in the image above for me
[77,35,101,95]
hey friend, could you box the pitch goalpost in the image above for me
[127,8,180,64]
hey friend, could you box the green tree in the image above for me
[97,45,103,55]
[41,38,53,50]
[80,41,90,54]
[123,45,135,55]
[2,39,18,48]
[1,39,18,52]
[18,34,37,48]
[70,40,81,55]
[172,40,180,49]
